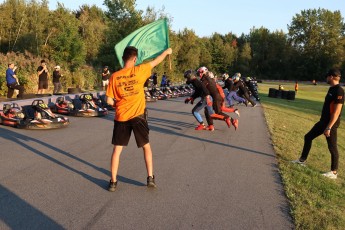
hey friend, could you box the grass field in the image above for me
[259,81,345,229]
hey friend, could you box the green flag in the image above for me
[115,18,170,67]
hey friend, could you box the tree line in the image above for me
[1,0,344,94]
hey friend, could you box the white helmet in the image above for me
[197,66,208,78]
[222,73,229,80]
[232,73,241,82]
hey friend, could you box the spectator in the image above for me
[37,60,49,94]
[160,72,167,87]
[102,66,110,91]
[52,65,63,94]
[152,72,158,87]
[292,68,344,179]
[6,63,24,99]
[295,81,299,94]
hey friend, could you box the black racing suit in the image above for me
[188,78,212,125]
[201,75,229,125]
[300,84,344,171]
[235,80,256,106]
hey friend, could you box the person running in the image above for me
[223,73,247,107]
[213,74,240,130]
[183,69,214,131]
[106,46,172,191]
[292,68,344,179]
[198,67,232,130]
[233,73,256,107]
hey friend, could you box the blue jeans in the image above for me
[192,98,213,123]
[226,91,246,106]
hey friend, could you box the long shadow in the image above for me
[147,107,191,116]
[148,117,195,129]
[149,123,274,158]
[0,184,64,230]
[0,127,145,187]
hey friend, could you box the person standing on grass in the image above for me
[292,68,344,179]
[106,46,172,191]
[6,63,24,99]
[37,60,49,94]
[52,65,63,94]
[295,81,299,95]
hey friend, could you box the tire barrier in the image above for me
[268,88,295,100]
[287,90,296,100]
[275,89,282,98]
[281,90,288,99]
[268,88,276,98]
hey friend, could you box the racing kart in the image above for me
[150,87,168,100]
[50,94,108,117]
[0,100,69,129]
[144,87,157,102]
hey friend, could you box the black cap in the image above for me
[326,68,341,78]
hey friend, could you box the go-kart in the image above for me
[0,100,69,129]
[50,94,108,117]
[144,87,157,102]
[150,87,168,100]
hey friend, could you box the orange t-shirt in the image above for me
[106,63,152,121]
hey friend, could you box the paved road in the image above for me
[0,97,293,229]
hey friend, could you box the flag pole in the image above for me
[168,55,172,70]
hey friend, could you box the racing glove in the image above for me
[184,97,194,104]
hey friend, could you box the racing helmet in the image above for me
[85,94,92,101]
[197,66,208,78]
[39,103,48,109]
[222,73,229,81]
[232,72,241,82]
[184,69,197,80]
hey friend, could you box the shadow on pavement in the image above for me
[0,127,144,188]
[149,122,274,158]
[0,184,64,230]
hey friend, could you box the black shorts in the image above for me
[38,80,48,89]
[112,114,149,148]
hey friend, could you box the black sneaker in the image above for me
[147,176,156,188]
[108,180,117,192]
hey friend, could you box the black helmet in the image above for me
[184,70,197,80]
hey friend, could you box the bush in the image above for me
[0,51,99,94]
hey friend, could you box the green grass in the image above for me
[259,81,345,230]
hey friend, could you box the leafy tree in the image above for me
[288,8,345,80]
[75,5,108,65]
[176,28,201,72]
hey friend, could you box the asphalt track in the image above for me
[0,97,294,229]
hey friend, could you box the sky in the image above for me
[47,0,345,37]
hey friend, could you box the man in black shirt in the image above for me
[292,68,344,179]
[37,60,49,94]
[184,69,213,130]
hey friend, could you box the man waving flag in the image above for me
[114,18,170,67]
[107,19,172,191]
